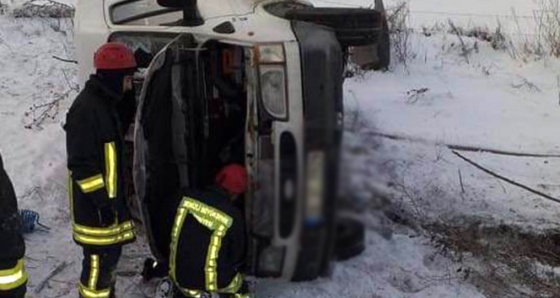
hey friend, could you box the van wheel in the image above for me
[282,7,385,47]
[361,18,390,71]
[335,217,366,261]
[375,18,391,70]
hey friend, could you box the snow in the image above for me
[314,0,539,35]
[1,0,560,297]
[340,30,560,231]
[257,228,484,298]
[346,34,560,154]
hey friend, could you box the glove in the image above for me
[98,206,116,227]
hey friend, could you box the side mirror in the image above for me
[157,0,203,26]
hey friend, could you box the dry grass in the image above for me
[12,0,74,18]
[387,1,412,67]
[534,0,560,58]
[429,222,560,297]
[503,0,560,60]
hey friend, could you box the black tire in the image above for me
[375,18,391,70]
[283,7,385,47]
[335,217,366,261]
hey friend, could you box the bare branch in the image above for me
[34,261,71,293]
[458,169,465,193]
[52,55,77,64]
[448,19,473,64]
[406,87,430,104]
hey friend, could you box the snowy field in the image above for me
[2,0,560,297]
[315,0,539,36]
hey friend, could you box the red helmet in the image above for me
[216,164,248,195]
[94,42,137,70]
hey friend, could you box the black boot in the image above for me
[142,258,169,281]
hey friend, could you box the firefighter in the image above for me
[65,42,138,298]
[0,154,27,298]
[169,164,250,298]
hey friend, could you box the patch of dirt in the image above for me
[427,221,560,298]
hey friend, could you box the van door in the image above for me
[133,34,198,262]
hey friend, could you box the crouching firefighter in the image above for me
[65,42,138,298]
[169,164,251,298]
[0,154,28,298]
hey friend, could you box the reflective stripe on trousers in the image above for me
[170,197,248,295]
[79,247,121,298]
[0,259,28,291]
[78,254,111,298]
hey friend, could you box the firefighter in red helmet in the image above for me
[65,42,138,298]
[163,164,251,298]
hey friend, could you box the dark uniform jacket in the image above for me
[170,188,247,297]
[65,75,136,249]
[0,154,27,295]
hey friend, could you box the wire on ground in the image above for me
[453,150,560,205]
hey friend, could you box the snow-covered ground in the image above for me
[344,31,560,229]
[2,0,560,297]
[315,0,539,35]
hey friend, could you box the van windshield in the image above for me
[111,0,181,25]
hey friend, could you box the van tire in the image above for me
[335,217,366,261]
[283,7,385,47]
[355,18,390,71]
[375,18,391,70]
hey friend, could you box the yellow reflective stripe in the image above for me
[192,213,217,230]
[74,230,135,246]
[104,142,117,199]
[170,207,188,282]
[77,174,105,193]
[69,172,74,218]
[0,259,28,291]
[183,198,233,227]
[219,273,243,294]
[79,283,111,298]
[205,225,229,291]
[170,197,233,292]
[89,255,99,290]
[73,221,134,237]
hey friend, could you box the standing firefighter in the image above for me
[0,154,27,298]
[168,164,250,298]
[65,42,138,298]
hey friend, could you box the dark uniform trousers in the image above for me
[66,75,137,298]
[0,155,27,298]
[79,247,122,298]
[168,190,251,298]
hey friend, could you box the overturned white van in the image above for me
[74,0,388,281]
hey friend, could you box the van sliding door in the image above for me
[133,34,197,261]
